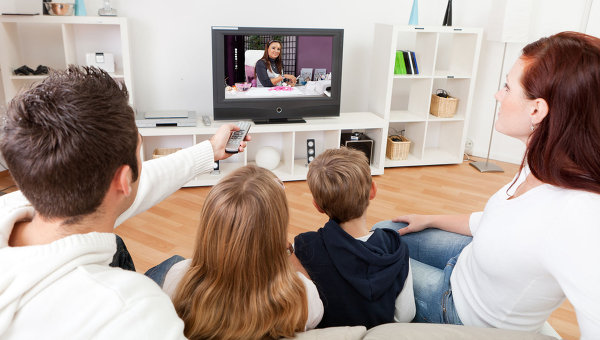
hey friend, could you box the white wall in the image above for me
[77,0,600,164]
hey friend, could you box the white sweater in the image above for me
[0,141,214,339]
[451,166,600,339]
[162,259,325,330]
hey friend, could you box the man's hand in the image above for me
[209,123,251,161]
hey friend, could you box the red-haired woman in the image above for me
[374,31,600,338]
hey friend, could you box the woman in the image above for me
[374,31,600,338]
[255,39,297,87]
[151,165,323,340]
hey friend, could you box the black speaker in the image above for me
[306,139,316,164]
[341,132,373,164]
[211,160,220,175]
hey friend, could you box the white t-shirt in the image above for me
[356,232,416,323]
[451,166,600,339]
[162,259,324,330]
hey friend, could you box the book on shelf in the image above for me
[402,51,413,75]
[394,51,406,75]
[410,51,419,75]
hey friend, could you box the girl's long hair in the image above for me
[260,40,283,75]
[172,165,308,340]
[516,31,600,194]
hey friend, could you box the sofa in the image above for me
[286,322,561,340]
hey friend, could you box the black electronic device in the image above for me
[341,132,373,164]
[211,160,220,175]
[225,121,251,154]
[212,26,344,124]
[306,139,316,164]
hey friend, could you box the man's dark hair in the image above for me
[0,66,139,223]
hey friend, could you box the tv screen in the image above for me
[212,26,344,124]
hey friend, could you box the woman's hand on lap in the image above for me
[393,214,430,235]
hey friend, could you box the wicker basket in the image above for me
[386,135,411,160]
[430,94,458,118]
[152,147,182,159]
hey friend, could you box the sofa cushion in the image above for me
[284,326,367,340]
[363,323,558,340]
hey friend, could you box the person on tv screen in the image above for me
[255,39,297,87]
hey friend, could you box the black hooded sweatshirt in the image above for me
[294,219,409,329]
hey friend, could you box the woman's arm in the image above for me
[271,75,283,86]
[393,214,472,236]
[255,60,273,87]
[283,74,297,86]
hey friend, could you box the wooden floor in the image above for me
[0,158,579,339]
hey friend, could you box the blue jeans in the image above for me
[372,221,472,324]
[145,255,186,287]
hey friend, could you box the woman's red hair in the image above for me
[519,31,600,194]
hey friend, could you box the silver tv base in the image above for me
[470,160,504,173]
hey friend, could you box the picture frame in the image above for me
[314,68,327,81]
[299,68,313,84]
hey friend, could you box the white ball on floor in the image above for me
[255,146,281,170]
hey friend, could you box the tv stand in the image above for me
[253,118,306,124]
[137,112,385,187]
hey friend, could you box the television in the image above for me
[211,26,344,124]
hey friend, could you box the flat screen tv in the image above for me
[212,26,344,124]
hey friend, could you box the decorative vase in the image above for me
[408,0,419,25]
[443,0,452,26]
[75,0,87,16]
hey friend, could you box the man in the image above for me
[0,66,248,338]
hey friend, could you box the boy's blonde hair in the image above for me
[307,147,372,223]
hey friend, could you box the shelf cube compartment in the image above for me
[246,132,294,180]
[434,32,479,78]
[390,78,433,121]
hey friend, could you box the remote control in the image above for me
[202,115,211,126]
[225,121,251,154]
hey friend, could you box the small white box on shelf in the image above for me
[85,52,115,73]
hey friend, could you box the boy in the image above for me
[294,147,415,328]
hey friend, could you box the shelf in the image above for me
[370,24,481,169]
[422,148,462,164]
[427,114,465,122]
[0,15,133,106]
[393,74,430,79]
[389,110,426,122]
[432,71,472,79]
[384,153,422,167]
[9,75,48,80]
[0,15,126,25]
[9,73,124,80]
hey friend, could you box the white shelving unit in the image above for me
[0,19,483,187]
[0,15,133,106]
[139,112,387,187]
[369,24,482,167]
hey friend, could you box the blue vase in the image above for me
[408,0,419,25]
[75,0,87,16]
